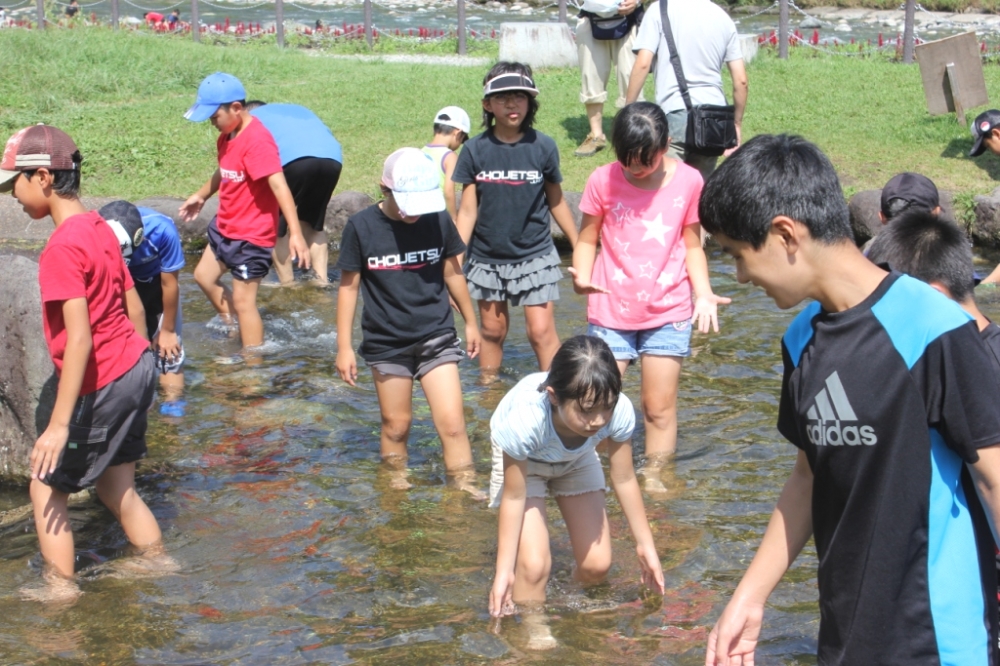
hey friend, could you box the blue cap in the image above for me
[184,72,247,122]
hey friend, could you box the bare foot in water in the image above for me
[108,541,181,579]
[448,469,487,501]
[640,454,682,500]
[19,567,81,605]
[521,607,558,651]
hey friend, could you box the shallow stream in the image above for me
[3,246,1000,664]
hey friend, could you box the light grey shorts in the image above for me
[488,442,607,509]
[464,247,562,307]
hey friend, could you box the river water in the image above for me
[2,247,1000,664]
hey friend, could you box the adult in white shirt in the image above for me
[625,0,748,179]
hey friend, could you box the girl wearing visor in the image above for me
[454,62,579,379]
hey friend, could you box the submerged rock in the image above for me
[459,631,509,658]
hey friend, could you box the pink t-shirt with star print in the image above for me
[578,160,703,330]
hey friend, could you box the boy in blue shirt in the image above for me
[701,134,1000,665]
[245,101,342,287]
[100,201,186,415]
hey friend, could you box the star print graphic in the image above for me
[619,300,630,314]
[613,237,631,260]
[638,262,655,279]
[637,290,650,302]
[609,202,631,226]
[656,271,673,288]
[612,268,627,285]
[640,213,672,246]
[673,196,685,208]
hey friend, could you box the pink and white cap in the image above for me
[0,124,80,193]
[381,148,446,217]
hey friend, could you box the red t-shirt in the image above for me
[216,117,283,248]
[38,212,149,395]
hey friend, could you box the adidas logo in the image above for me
[805,371,877,447]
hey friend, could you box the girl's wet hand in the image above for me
[636,543,665,595]
[336,349,358,387]
[488,571,516,617]
[466,324,481,359]
[705,595,764,666]
[693,294,731,334]
[568,267,611,295]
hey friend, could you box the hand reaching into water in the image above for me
[705,595,764,666]
[636,542,665,595]
[693,294,732,334]
[489,570,516,618]
[336,348,358,387]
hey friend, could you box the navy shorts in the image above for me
[279,157,342,236]
[45,351,157,494]
[207,218,273,281]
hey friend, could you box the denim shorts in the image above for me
[588,320,692,360]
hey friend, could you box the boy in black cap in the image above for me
[970,109,1000,159]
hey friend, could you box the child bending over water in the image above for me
[488,336,664,644]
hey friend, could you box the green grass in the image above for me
[3,28,1000,209]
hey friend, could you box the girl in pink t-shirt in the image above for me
[570,102,729,487]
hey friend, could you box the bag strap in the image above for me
[659,0,693,111]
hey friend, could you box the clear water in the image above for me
[2,246,999,664]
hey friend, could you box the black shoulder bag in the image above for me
[659,0,736,156]
[581,2,644,41]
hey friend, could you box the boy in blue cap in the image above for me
[702,134,1000,665]
[180,72,310,350]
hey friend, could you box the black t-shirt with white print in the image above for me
[336,204,466,361]
[778,272,1000,664]
[452,128,562,265]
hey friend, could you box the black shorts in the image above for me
[45,352,157,494]
[367,332,465,380]
[133,276,163,339]
[207,217,273,281]
[279,157,342,236]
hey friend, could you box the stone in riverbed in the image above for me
[0,255,57,483]
[799,16,822,29]
[459,631,509,658]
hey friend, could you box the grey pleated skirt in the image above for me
[464,248,562,306]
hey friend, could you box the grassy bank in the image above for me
[2,28,1000,207]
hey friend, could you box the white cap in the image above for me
[433,106,471,134]
[381,148,446,217]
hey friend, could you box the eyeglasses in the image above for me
[489,91,529,104]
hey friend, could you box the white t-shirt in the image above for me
[490,372,636,464]
[633,0,743,113]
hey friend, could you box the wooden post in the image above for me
[779,0,789,59]
[35,0,44,29]
[111,0,118,29]
[946,63,966,126]
[903,0,916,64]
[276,0,285,47]
[457,0,466,54]
[364,0,373,47]
[191,0,200,42]
[558,0,566,23]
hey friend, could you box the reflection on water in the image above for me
[4,247,999,664]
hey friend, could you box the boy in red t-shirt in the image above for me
[0,125,171,601]
[180,72,310,350]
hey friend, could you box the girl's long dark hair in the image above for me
[540,335,621,410]
[612,101,669,168]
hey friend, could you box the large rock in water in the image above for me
[848,188,956,246]
[0,256,56,483]
[972,187,1000,248]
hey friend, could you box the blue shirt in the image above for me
[130,207,185,281]
[249,104,342,166]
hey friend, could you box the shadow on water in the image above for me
[0,245,900,664]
